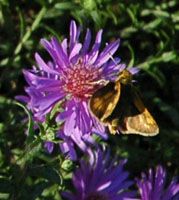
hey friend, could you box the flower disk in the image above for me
[63,59,102,99]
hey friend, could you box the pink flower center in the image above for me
[64,59,102,99]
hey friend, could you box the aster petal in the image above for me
[51,37,70,67]
[82,134,95,144]
[56,100,74,122]
[69,43,82,61]
[61,38,68,55]
[95,39,120,67]
[87,151,109,193]
[73,166,86,193]
[88,29,103,65]
[61,192,74,200]
[62,100,93,147]
[58,131,77,160]
[104,172,131,193]
[69,20,77,51]
[71,131,87,151]
[162,179,179,200]
[40,39,57,61]
[41,38,66,68]
[44,141,54,153]
[60,141,69,153]
[64,112,76,136]
[128,67,140,74]
[60,141,77,160]
[23,70,63,92]
[81,28,91,55]
[25,87,42,108]
[15,95,29,103]
[35,53,60,75]
[56,109,72,122]
[115,191,137,200]
[153,166,166,199]
[76,101,92,134]
[92,117,107,139]
[63,100,93,137]
[102,58,121,80]
[33,92,65,113]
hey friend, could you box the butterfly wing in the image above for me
[103,84,159,135]
[89,81,121,122]
[120,85,159,136]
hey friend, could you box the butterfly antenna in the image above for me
[108,51,118,66]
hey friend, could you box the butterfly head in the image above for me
[117,69,133,85]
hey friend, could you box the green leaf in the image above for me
[161,51,177,62]
[29,166,62,184]
[17,139,42,166]
[143,19,162,31]
[54,2,77,10]
[14,6,47,55]
[14,101,35,143]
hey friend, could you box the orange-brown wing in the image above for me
[122,109,159,136]
[120,86,159,136]
[89,81,121,122]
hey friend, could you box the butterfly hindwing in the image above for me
[120,85,159,136]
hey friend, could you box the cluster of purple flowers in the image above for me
[136,165,179,200]
[63,148,135,200]
[19,20,179,200]
[62,148,179,200]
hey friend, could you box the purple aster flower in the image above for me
[136,165,179,200]
[20,20,138,159]
[63,148,136,200]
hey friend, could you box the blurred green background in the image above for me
[0,0,179,199]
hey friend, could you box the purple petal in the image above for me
[41,39,66,69]
[95,40,120,67]
[69,43,82,61]
[51,37,70,67]
[32,92,65,113]
[15,95,29,103]
[81,28,91,55]
[64,112,76,136]
[23,70,63,92]
[88,30,103,65]
[129,67,140,74]
[71,131,87,151]
[69,20,77,51]
[61,38,68,55]
[35,53,60,75]
[44,141,54,153]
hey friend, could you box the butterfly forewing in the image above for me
[89,81,121,122]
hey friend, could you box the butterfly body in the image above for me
[89,69,159,136]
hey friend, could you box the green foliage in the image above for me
[0,0,179,199]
